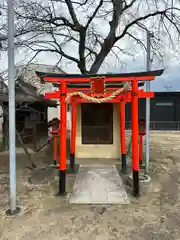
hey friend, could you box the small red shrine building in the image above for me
[36,70,164,197]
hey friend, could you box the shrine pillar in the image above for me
[58,82,67,195]
[131,79,140,197]
[120,100,126,173]
[70,101,77,172]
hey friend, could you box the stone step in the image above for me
[69,164,130,204]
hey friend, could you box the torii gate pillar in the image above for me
[131,80,140,197]
[58,82,67,195]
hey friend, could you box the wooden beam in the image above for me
[44,75,155,83]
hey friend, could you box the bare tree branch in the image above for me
[89,0,128,72]
[1,0,180,73]
[115,8,180,42]
[85,0,103,28]
[64,0,81,26]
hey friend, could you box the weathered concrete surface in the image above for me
[69,165,129,204]
[1,132,180,239]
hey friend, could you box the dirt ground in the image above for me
[1,132,180,240]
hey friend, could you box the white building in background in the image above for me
[48,105,71,129]
[15,63,71,129]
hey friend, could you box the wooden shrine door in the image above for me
[81,103,113,144]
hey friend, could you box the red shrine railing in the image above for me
[36,69,164,197]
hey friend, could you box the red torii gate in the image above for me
[36,69,164,198]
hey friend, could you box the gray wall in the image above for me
[125,92,180,130]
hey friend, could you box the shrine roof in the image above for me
[36,69,164,79]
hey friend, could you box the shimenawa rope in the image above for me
[65,82,130,103]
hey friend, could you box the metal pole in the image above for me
[6,0,19,215]
[145,30,152,174]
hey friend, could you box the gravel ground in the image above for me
[1,132,180,240]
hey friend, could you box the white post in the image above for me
[6,0,19,215]
[145,30,153,174]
